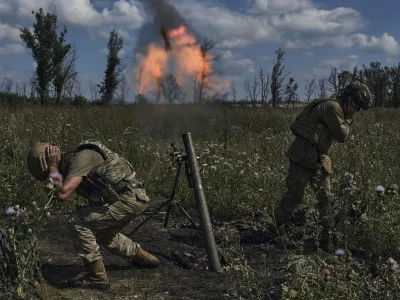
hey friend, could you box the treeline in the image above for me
[240,49,400,108]
[2,8,400,107]
[8,8,126,106]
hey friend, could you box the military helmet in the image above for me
[343,81,373,110]
[27,142,50,181]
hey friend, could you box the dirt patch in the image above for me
[35,212,256,300]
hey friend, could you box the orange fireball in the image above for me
[135,25,217,96]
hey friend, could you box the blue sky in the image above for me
[0,0,398,102]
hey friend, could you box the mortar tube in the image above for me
[182,132,222,272]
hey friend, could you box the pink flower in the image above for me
[5,207,16,215]
[388,257,397,265]
[392,184,398,190]
[49,172,63,182]
[322,268,330,276]
[335,249,345,256]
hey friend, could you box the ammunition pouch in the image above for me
[85,171,121,205]
[84,170,145,207]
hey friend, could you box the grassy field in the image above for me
[2,103,400,299]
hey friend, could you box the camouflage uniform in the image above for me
[275,82,373,250]
[27,141,159,290]
[274,98,349,246]
[65,144,150,265]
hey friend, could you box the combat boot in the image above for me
[130,248,160,268]
[66,258,110,290]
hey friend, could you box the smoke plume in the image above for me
[134,0,201,59]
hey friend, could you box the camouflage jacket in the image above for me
[286,98,353,169]
[72,140,137,204]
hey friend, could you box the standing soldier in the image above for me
[27,140,160,290]
[274,81,373,252]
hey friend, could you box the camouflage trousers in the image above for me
[274,157,333,240]
[67,184,149,264]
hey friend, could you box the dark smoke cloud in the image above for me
[133,0,203,61]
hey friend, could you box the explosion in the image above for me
[135,25,214,96]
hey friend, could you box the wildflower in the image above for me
[5,206,16,215]
[388,257,397,266]
[322,267,331,281]
[49,172,63,182]
[375,185,385,195]
[388,257,398,272]
[335,249,345,256]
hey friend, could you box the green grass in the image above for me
[2,103,400,299]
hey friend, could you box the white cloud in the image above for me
[351,33,400,55]
[275,7,363,36]
[173,0,398,56]
[286,32,400,55]
[223,58,254,74]
[220,50,242,60]
[0,23,22,42]
[247,0,313,15]
[0,0,145,28]
[0,0,145,41]
[312,55,359,77]
[172,0,280,48]
[0,43,25,55]
[0,0,396,56]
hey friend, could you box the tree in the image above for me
[362,62,390,107]
[116,74,130,104]
[64,74,82,100]
[20,8,72,105]
[89,80,99,101]
[270,48,290,107]
[337,70,352,95]
[285,78,298,107]
[327,67,338,96]
[389,63,400,107]
[258,68,270,104]
[0,77,13,93]
[52,43,78,103]
[161,72,183,104]
[98,29,124,104]
[243,75,258,102]
[195,38,220,103]
[230,80,236,101]
[318,78,327,98]
[304,76,317,102]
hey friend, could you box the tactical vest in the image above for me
[72,140,137,205]
[290,98,337,154]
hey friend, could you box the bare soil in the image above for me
[35,211,276,300]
